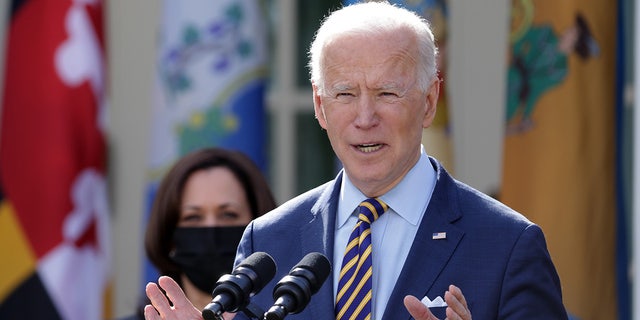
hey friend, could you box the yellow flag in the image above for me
[501,1,616,319]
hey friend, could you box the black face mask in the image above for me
[170,226,245,293]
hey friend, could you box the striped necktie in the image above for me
[335,198,389,320]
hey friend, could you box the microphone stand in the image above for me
[241,302,266,319]
[202,302,265,320]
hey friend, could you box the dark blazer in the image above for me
[235,157,567,319]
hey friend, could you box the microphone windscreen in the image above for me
[295,252,331,291]
[238,252,277,290]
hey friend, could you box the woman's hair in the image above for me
[144,148,277,283]
[308,1,438,94]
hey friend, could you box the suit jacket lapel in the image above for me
[300,173,342,320]
[382,158,464,319]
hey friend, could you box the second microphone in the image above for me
[264,252,331,320]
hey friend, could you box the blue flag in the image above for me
[144,0,268,285]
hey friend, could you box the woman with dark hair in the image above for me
[123,147,276,320]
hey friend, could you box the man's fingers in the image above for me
[158,275,203,318]
[448,284,468,309]
[146,281,173,316]
[158,276,191,310]
[445,285,471,320]
[143,304,161,320]
[404,295,437,320]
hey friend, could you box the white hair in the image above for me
[308,1,438,94]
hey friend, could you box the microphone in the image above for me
[202,252,276,320]
[264,252,331,320]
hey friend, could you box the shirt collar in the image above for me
[337,146,436,228]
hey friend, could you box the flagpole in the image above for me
[0,0,10,145]
[632,1,640,317]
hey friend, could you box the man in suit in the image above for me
[144,2,567,319]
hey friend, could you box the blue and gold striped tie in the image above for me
[335,198,389,320]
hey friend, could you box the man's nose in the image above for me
[353,95,379,128]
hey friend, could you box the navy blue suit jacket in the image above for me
[234,158,567,319]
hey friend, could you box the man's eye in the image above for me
[336,92,353,97]
[381,92,398,97]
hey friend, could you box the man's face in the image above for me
[313,31,439,197]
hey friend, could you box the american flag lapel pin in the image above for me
[432,232,446,240]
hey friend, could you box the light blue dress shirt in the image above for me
[333,147,437,319]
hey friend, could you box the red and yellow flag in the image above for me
[0,0,111,319]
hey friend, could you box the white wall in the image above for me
[106,1,159,317]
[448,0,509,196]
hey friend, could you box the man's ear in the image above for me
[312,82,328,129]
[422,78,440,128]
